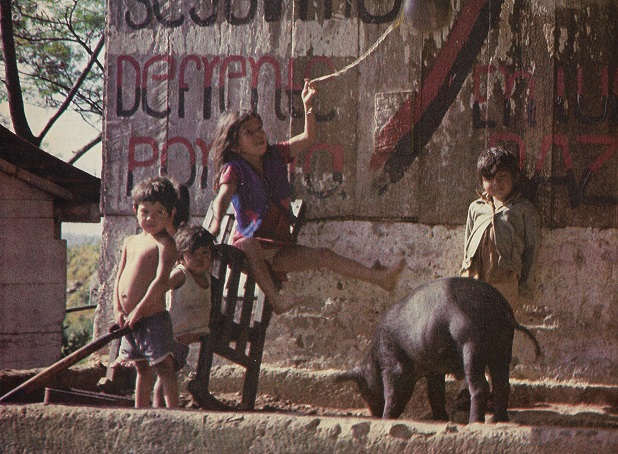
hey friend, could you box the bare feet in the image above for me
[270,293,297,314]
[375,259,406,291]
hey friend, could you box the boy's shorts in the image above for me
[118,311,189,371]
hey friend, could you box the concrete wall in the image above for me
[96,1,617,383]
[0,172,66,369]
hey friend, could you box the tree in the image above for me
[0,0,104,160]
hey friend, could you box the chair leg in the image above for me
[188,334,231,411]
[240,364,260,410]
[193,334,212,384]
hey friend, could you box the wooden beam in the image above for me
[0,158,73,200]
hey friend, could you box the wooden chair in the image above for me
[188,200,305,411]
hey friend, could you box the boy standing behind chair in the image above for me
[114,176,188,408]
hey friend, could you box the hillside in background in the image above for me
[63,241,100,356]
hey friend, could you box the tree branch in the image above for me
[68,133,101,165]
[38,34,104,142]
[0,0,37,144]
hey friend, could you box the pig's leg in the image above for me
[463,343,490,423]
[426,373,449,420]
[381,368,415,419]
[488,360,510,422]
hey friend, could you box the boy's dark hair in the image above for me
[174,225,215,255]
[477,146,520,183]
[477,146,537,202]
[131,176,179,213]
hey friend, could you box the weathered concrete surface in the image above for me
[262,223,617,383]
[1,403,617,453]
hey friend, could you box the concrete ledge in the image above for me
[1,404,617,453]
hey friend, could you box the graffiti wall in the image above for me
[97,0,617,380]
[104,0,616,227]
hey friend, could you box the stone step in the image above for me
[205,365,618,413]
[1,403,616,453]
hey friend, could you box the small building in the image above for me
[0,125,100,369]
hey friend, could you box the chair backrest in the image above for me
[203,203,237,245]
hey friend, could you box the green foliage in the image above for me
[61,320,93,357]
[67,242,100,283]
[67,241,100,309]
[62,241,100,356]
[3,0,105,124]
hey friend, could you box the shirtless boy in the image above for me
[114,176,188,408]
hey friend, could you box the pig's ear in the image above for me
[334,366,363,384]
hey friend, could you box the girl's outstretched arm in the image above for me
[208,182,236,235]
[288,79,317,158]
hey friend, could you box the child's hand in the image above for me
[115,313,125,328]
[124,309,141,329]
[114,307,127,327]
[302,79,317,108]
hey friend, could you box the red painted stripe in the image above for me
[371,0,489,169]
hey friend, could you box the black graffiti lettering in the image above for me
[225,0,257,25]
[580,169,616,206]
[125,0,403,26]
[298,0,309,20]
[201,165,208,189]
[555,96,569,123]
[264,0,282,22]
[190,0,218,27]
[203,87,213,119]
[527,99,536,127]
[126,172,134,197]
[472,101,496,129]
[275,89,287,121]
[218,87,225,113]
[153,0,185,28]
[142,88,171,118]
[533,169,580,209]
[126,0,153,30]
[576,94,609,125]
[503,99,511,128]
[179,87,188,117]
[250,87,259,111]
[357,0,402,24]
[117,86,141,117]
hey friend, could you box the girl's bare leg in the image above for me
[272,245,405,291]
[234,237,296,314]
[134,361,155,408]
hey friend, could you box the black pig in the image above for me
[337,277,541,423]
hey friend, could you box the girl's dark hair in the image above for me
[172,180,190,230]
[131,176,178,213]
[174,225,215,255]
[210,109,262,193]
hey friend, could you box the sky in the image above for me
[0,102,103,237]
